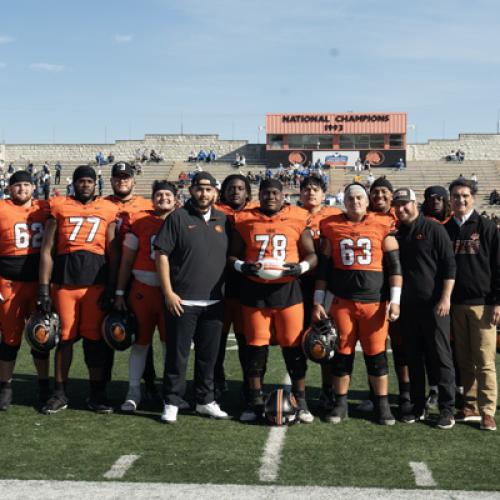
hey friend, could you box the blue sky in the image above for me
[0,0,499,145]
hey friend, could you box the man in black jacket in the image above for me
[393,188,457,429]
[445,178,500,431]
[154,172,230,424]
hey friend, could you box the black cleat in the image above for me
[375,403,396,426]
[41,393,68,415]
[401,408,428,424]
[0,387,13,411]
[436,409,455,430]
[325,401,348,424]
[87,396,113,414]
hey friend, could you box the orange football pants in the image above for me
[0,278,37,347]
[241,303,304,347]
[52,284,106,342]
[330,297,388,356]
[128,280,166,345]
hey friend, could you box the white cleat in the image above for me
[161,404,178,424]
[196,401,229,419]
[298,409,315,424]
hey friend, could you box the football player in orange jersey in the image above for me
[0,171,51,411]
[299,176,341,412]
[230,179,317,423]
[114,181,177,412]
[38,165,119,414]
[104,161,158,398]
[214,174,254,401]
[312,183,403,425]
[361,177,412,417]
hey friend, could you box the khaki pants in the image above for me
[451,304,497,416]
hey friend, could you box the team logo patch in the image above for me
[416,233,425,240]
[214,224,223,233]
[34,326,49,344]
[470,232,480,240]
[111,324,126,342]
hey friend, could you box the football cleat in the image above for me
[302,317,338,364]
[295,397,314,424]
[101,310,138,351]
[24,311,61,353]
[0,386,13,411]
[88,396,113,414]
[41,393,68,415]
[121,385,141,412]
[196,401,229,419]
[325,401,349,424]
[264,388,299,426]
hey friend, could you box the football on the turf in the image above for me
[257,258,286,280]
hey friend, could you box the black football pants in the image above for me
[400,304,455,412]
[163,303,223,406]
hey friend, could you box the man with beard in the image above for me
[0,171,51,410]
[214,174,255,401]
[155,172,230,423]
[115,181,177,412]
[39,166,119,414]
[104,162,157,398]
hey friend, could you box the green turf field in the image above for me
[1,335,500,492]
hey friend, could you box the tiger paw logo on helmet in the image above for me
[34,325,49,344]
[111,323,126,342]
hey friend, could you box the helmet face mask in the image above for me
[264,388,299,426]
[302,317,339,364]
[102,310,137,351]
[24,312,61,353]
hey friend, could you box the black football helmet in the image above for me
[102,310,137,351]
[24,311,61,353]
[302,317,339,364]
[264,388,299,426]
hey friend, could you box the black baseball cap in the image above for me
[191,171,217,187]
[424,185,448,201]
[112,162,135,177]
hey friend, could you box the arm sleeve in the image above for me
[435,223,456,280]
[153,212,178,256]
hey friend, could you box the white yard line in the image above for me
[103,454,140,479]
[1,480,499,500]
[409,461,437,487]
[258,374,291,482]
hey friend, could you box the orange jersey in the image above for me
[215,200,258,226]
[105,195,153,238]
[0,199,50,257]
[371,207,397,233]
[234,205,310,284]
[130,211,165,273]
[321,212,390,272]
[51,197,118,256]
[308,206,342,242]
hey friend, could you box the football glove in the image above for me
[37,284,52,314]
[281,263,302,277]
[235,261,260,276]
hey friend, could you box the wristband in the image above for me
[313,289,326,306]
[299,261,310,275]
[390,287,401,305]
[234,260,244,273]
[115,290,125,296]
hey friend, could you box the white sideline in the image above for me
[103,454,140,479]
[258,374,292,482]
[1,481,499,500]
[409,461,437,487]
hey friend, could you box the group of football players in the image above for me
[0,161,497,431]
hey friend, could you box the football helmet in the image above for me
[302,317,339,364]
[264,388,299,426]
[101,310,137,351]
[24,312,61,353]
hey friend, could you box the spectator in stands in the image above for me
[353,173,362,184]
[266,168,272,179]
[364,159,371,171]
[396,158,406,170]
[367,171,375,187]
[98,175,104,196]
[42,174,50,200]
[197,149,207,162]
[141,150,150,162]
[471,173,478,186]
[208,150,216,162]
[96,151,105,165]
[150,149,160,162]
[43,161,50,175]
[488,189,500,205]
[27,162,34,174]
[336,188,344,206]
[457,149,465,162]
[107,152,115,164]
[54,161,62,185]
[0,176,6,199]
[354,157,362,172]
[188,150,197,162]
